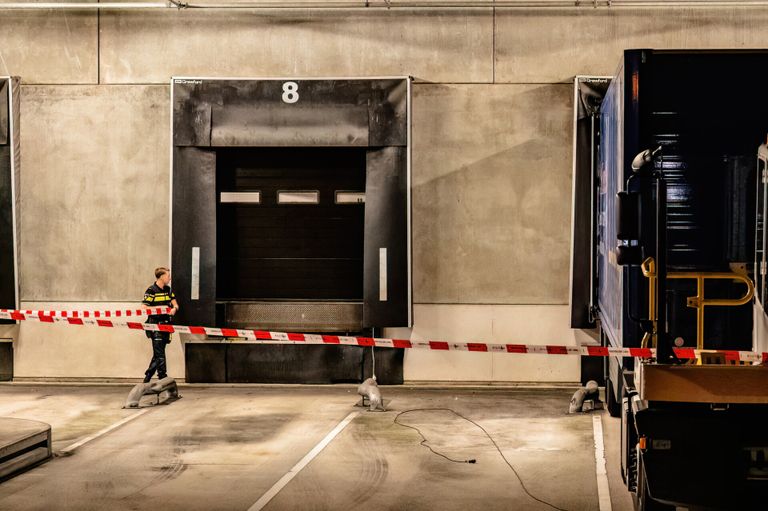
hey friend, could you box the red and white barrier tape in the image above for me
[0,307,172,318]
[1,309,766,363]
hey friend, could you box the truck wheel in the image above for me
[606,376,621,418]
[636,455,675,511]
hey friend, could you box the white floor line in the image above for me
[248,411,360,511]
[59,408,152,455]
[592,414,613,511]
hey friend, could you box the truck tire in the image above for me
[636,455,675,511]
[606,376,621,418]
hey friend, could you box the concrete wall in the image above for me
[14,302,185,381]
[4,5,767,381]
[19,85,169,301]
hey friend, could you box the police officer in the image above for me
[141,267,179,383]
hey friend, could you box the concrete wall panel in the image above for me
[0,2,97,84]
[99,8,493,84]
[14,302,185,380]
[412,83,573,304]
[496,8,768,83]
[387,304,585,382]
[19,85,170,301]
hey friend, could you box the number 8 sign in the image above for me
[282,82,299,104]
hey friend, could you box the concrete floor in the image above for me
[0,385,634,511]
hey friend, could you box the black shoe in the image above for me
[143,377,151,383]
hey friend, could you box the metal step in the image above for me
[222,301,363,332]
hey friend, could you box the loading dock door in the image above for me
[171,78,412,331]
[216,147,366,301]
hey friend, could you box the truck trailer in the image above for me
[573,50,768,510]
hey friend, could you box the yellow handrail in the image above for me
[640,257,754,350]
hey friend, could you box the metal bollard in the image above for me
[123,382,151,408]
[357,377,386,412]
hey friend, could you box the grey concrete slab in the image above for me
[0,385,138,451]
[0,417,49,457]
[18,85,170,301]
[0,417,52,480]
[267,387,599,511]
[495,8,768,84]
[99,9,493,84]
[0,386,363,511]
[412,83,573,305]
[0,2,97,84]
[0,417,51,480]
[0,386,632,511]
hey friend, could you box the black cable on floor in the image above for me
[394,409,476,464]
[393,408,570,511]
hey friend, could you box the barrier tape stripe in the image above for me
[0,307,172,318]
[1,309,766,362]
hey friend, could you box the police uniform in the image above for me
[142,283,176,382]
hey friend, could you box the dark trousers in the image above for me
[144,332,169,382]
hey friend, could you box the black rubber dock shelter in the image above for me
[0,77,19,382]
[171,78,412,384]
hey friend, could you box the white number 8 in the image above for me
[282,82,299,104]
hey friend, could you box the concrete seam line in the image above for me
[59,408,152,455]
[592,415,612,511]
[247,411,360,511]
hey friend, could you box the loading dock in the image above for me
[171,78,411,383]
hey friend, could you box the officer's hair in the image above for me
[154,267,170,279]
